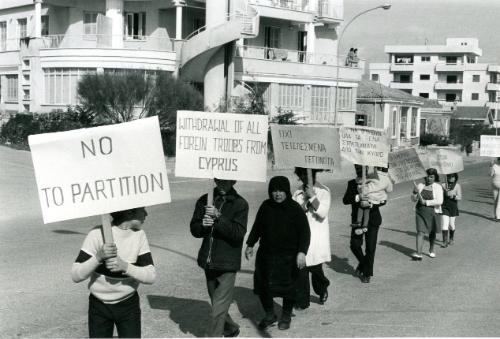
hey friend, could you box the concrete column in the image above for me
[34,0,42,38]
[106,0,124,48]
[175,5,183,40]
[306,23,315,63]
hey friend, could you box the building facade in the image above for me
[0,0,364,126]
[368,38,500,125]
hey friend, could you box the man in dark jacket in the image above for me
[190,178,249,337]
[342,165,385,283]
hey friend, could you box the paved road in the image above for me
[1,146,499,338]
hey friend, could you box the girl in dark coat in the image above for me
[245,176,310,331]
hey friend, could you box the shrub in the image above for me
[0,114,39,148]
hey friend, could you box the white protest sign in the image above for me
[340,126,389,167]
[480,135,500,157]
[388,148,427,184]
[28,116,171,224]
[175,110,268,182]
[270,124,340,170]
[425,147,464,174]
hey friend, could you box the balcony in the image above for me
[487,83,500,91]
[316,0,342,23]
[390,63,414,72]
[435,63,466,72]
[486,102,500,109]
[390,81,413,90]
[234,45,364,83]
[40,34,175,51]
[434,81,463,90]
[250,0,315,22]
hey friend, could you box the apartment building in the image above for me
[0,0,364,126]
[369,38,500,124]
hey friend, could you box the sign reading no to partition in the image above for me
[270,124,340,170]
[340,126,389,167]
[388,148,427,184]
[28,116,171,224]
[480,135,500,157]
[175,110,268,182]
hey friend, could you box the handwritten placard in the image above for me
[480,135,500,157]
[388,148,427,184]
[175,110,268,182]
[270,124,340,170]
[425,147,464,174]
[28,116,171,224]
[340,126,389,167]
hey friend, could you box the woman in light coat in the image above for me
[411,168,443,260]
[292,167,331,308]
[490,157,500,221]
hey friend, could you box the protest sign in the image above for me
[480,135,500,157]
[270,124,340,170]
[175,110,268,182]
[340,126,389,167]
[28,116,171,224]
[425,147,464,174]
[388,148,427,184]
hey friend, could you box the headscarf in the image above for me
[268,176,292,200]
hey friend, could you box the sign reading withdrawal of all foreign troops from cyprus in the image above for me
[175,110,268,182]
[28,116,171,224]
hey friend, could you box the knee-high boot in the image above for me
[449,229,455,245]
[441,230,449,248]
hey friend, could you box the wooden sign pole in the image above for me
[101,214,114,244]
[207,179,214,206]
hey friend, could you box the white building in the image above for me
[369,38,500,124]
[0,0,364,125]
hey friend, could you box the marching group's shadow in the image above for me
[147,287,275,337]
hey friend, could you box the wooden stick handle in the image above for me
[101,214,114,244]
[207,179,214,206]
[307,168,313,187]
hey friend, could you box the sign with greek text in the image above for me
[340,126,389,167]
[388,148,427,184]
[425,147,464,174]
[28,116,171,224]
[270,124,340,170]
[480,135,500,157]
[175,110,268,181]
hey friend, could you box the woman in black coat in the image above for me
[245,176,310,331]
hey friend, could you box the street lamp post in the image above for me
[333,4,391,126]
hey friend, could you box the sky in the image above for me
[342,0,500,65]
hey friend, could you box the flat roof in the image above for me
[385,46,482,56]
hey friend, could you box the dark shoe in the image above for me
[258,315,277,331]
[361,275,370,283]
[319,291,328,305]
[278,317,291,330]
[224,328,240,337]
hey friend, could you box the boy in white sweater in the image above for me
[71,207,156,338]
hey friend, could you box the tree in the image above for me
[77,71,154,124]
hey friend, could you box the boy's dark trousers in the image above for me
[350,225,380,277]
[88,292,141,338]
[205,269,239,337]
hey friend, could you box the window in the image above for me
[445,93,457,102]
[41,15,49,36]
[371,74,379,81]
[0,21,6,51]
[419,93,429,98]
[446,75,458,83]
[394,55,413,64]
[6,75,18,102]
[193,17,205,32]
[446,56,457,64]
[264,26,280,59]
[125,12,147,39]
[355,114,367,126]
[400,107,408,139]
[471,93,479,100]
[420,74,430,80]
[421,56,430,62]
[420,119,427,135]
[390,108,398,138]
[18,18,27,47]
[44,68,96,105]
[472,74,480,82]
[399,74,411,83]
[84,12,99,35]
[337,87,353,110]
[467,56,476,63]
[278,84,303,109]
[311,86,330,113]
[411,107,418,137]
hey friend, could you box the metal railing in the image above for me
[317,0,340,18]
[251,0,311,12]
[39,34,175,51]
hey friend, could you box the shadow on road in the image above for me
[378,240,414,258]
[459,209,495,221]
[52,229,85,235]
[147,295,211,337]
[381,227,417,237]
[326,254,355,276]
[467,199,493,205]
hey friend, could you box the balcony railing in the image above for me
[316,0,340,19]
[39,34,175,51]
[236,45,364,68]
[251,0,312,12]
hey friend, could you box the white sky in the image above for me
[342,0,500,64]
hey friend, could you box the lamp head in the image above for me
[381,4,391,10]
